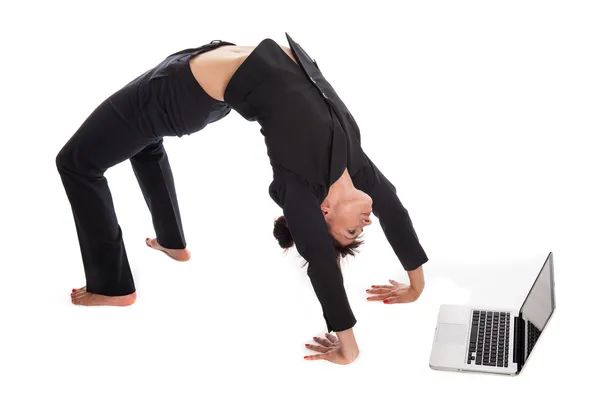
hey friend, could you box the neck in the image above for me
[323,169,354,207]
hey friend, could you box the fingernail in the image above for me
[313,337,317,339]
[72,289,76,292]
[371,285,375,288]
[304,356,308,359]
[305,344,309,347]
[383,300,389,304]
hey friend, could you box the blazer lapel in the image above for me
[285,32,320,78]
[285,32,348,187]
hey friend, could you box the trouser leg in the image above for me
[130,138,186,249]
[56,99,153,296]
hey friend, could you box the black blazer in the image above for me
[224,33,429,333]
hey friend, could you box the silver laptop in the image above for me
[429,252,555,376]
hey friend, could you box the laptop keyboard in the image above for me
[527,320,541,357]
[468,310,510,367]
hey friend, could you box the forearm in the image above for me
[407,265,425,293]
[336,328,359,361]
[308,260,357,332]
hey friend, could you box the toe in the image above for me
[147,238,159,249]
[75,290,87,300]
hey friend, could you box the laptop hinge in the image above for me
[513,315,525,371]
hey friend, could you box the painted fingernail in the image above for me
[304,356,308,359]
[371,285,375,288]
[72,289,76,292]
[383,300,389,304]
[305,344,309,347]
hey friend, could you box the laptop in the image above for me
[429,252,555,375]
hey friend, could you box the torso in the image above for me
[189,41,350,200]
[188,44,299,102]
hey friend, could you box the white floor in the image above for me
[2,1,598,397]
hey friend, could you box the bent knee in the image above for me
[55,145,73,172]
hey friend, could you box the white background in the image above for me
[1,0,598,397]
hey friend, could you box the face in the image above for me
[322,190,373,246]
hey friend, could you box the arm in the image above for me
[275,177,359,359]
[353,152,429,285]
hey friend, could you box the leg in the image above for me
[56,98,154,305]
[130,138,191,261]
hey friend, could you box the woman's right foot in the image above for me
[70,286,136,306]
[145,237,191,262]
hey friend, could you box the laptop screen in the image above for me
[519,252,555,360]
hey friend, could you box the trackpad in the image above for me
[436,323,466,345]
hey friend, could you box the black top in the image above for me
[224,33,429,332]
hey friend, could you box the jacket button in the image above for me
[310,77,316,83]
[322,92,328,99]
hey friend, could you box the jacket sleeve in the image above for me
[353,153,429,271]
[276,178,357,332]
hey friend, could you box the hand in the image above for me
[304,332,358,365]
[366,279,423,304]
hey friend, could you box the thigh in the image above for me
[131,137,166,162]
[59,99,153,174]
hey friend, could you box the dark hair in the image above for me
[273,215,364,265]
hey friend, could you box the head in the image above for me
[273,205,370,266]
[320,188,373,247]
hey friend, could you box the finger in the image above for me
[304,352,331,360]
[370,284,393,289]
[390,280,411,290]
[384,293,416,304]
[305,344,328,353]
[325,332,339,343]
[366,288,393,294]
[313,336,333,347]
[367,293,393,301]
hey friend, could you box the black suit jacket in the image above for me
[225,33,429,333]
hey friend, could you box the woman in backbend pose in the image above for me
[56,33,429,365]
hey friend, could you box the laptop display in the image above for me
[519,253,555,361]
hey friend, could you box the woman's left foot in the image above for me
[70,286,137,306]
[145,237,191,262]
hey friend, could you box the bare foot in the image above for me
[70,286,136,306]
[145,237,191,262]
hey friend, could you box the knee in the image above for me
[55,146,69,172]
[55,143,78,174]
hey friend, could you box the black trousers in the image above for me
[56,40,236,296]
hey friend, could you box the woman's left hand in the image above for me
[366,279,423,304]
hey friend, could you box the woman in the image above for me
[56,33,429,365]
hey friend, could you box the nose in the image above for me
[362,214,371,225]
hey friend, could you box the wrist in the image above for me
[408,265,425,293]
[336,328,359,360]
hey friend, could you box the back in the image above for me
[224,38,336,188]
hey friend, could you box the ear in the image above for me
[321,206,331,217]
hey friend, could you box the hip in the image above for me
[107,40,236,137]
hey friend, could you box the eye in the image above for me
[349,230,356,235]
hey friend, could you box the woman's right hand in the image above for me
[304,331,359,365]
